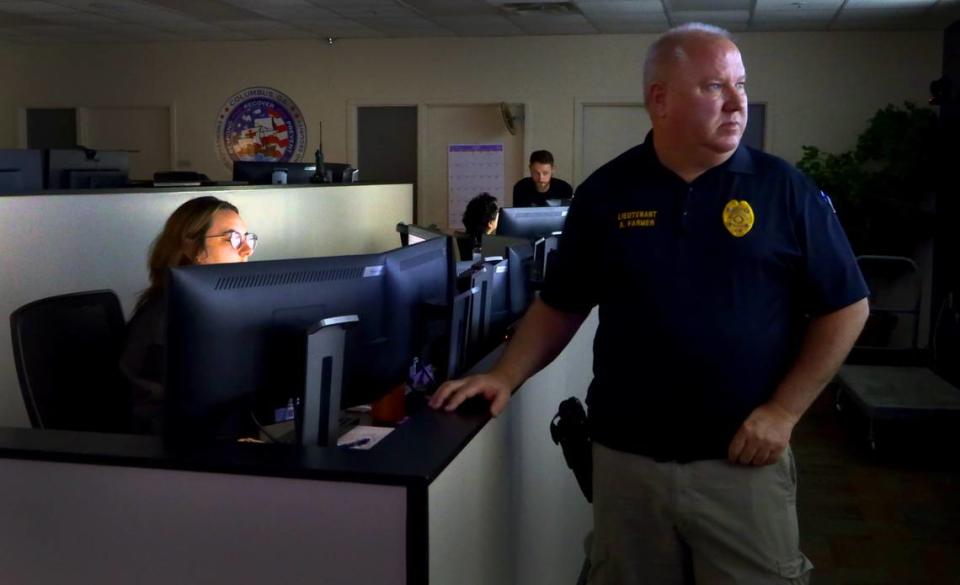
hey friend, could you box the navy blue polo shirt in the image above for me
[541,133,868,462]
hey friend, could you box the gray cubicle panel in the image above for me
[0,149,44,194]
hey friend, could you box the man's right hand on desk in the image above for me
[428,372,513,416]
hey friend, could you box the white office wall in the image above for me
[0,31,941,225]
[0,184,412,428]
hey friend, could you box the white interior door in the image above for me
[78,106,172,181]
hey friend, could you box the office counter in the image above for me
[0,310,597,585]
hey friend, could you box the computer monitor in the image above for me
[324,163,358,183]
[506,241,535,318]
[383,235,455,381]
[166,252,390,446]
[481,234,528,261]
[167,238,456,447]
[0,149,43,194]
[232,161,319,184]
[488,259,511,336]
[46,148,130,190]
[496,206,569,241]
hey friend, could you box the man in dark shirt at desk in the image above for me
[512,150,573,207]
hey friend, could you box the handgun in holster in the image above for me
[550,396,593,503]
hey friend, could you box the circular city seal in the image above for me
[216,86,307,170]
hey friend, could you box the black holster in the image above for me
[550,396,593,503]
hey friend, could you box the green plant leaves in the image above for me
[797,102,940,255]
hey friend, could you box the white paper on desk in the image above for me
[336,425,394,450]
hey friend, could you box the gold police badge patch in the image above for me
[722,199,754,238]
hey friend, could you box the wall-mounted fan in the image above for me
[500,102,524,135]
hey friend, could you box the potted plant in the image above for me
[797,102,940,256]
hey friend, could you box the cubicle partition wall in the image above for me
[0,310,598,585]
[0,149,44,194]
[0,183,413,428]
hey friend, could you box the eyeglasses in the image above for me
[206,229,258,252]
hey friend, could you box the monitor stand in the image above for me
[298,314,359,447]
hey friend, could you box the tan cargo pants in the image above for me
[589,442,813,585]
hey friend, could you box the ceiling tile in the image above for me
[323,4,418,18]
[431,15,524,35]
[288,18,383,36]
[835,6,928,20]
[360,16,457,36]
[591,16,669,33]
[401,0,499,17]
[175,29,247,39]
[507,13,599,34]
[755,0,842,8]
[668,0,750,10]
[307,0,397,6]
[671,9,750,23]
[750,19,825,30]
[35,11,119,23]
[0,11,50,25]
[244,5,337,20]
[752,8,836,21]
[0,1,75,14]
[844,0,935,7]
[578,1,665,16]
[147,0,262,20]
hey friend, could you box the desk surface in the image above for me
[0,347,502,488]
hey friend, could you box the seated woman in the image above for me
[120,196,257,433]
[461,192,500,250]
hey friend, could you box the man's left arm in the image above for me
[728,297,869,466]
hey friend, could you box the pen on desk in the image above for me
[340,437,371,449]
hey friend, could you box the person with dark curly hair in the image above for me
[461,192,500,246]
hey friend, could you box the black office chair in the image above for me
[10,290,132,433]
[453,231,476,262]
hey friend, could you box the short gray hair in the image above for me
[643,22,733,102]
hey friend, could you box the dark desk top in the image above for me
[0,347,504,489]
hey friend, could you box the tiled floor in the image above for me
[793,388,960,584]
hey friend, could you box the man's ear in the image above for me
[647,84,668,119]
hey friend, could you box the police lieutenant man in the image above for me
[430,22,869,585]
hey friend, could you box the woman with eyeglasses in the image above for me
[120,196,258,433]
